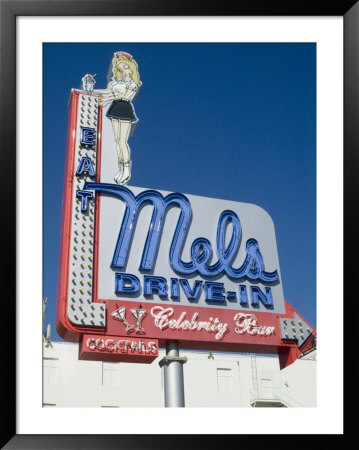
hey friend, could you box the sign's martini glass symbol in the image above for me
[111,306,134,334]
[130,305,147,334]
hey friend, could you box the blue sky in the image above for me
[43,43,316,343]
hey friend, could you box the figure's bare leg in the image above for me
[118,121,132,185]
[118,121,132,164]
[111,119,124,183]
[111,119,122,160]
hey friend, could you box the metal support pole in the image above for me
[158,341,187,407]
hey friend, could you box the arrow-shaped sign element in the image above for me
[279,312,313,348]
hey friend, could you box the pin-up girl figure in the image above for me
[94,52,141,185]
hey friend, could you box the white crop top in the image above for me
[108,79,138,101]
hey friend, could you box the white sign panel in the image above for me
[93,99,285,314]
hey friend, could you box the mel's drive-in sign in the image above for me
[56,52,316,369]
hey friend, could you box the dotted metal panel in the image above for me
[66,93,106,328]
[279,313,312,347]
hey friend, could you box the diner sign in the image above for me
[56,54,315,369]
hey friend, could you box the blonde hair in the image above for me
[112,55,142,87]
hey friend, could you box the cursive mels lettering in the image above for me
[83,183,279,283]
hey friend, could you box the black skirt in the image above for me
[106,99,138,122]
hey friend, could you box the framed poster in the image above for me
[2,0,355,447]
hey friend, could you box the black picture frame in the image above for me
[1,0,355,448]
